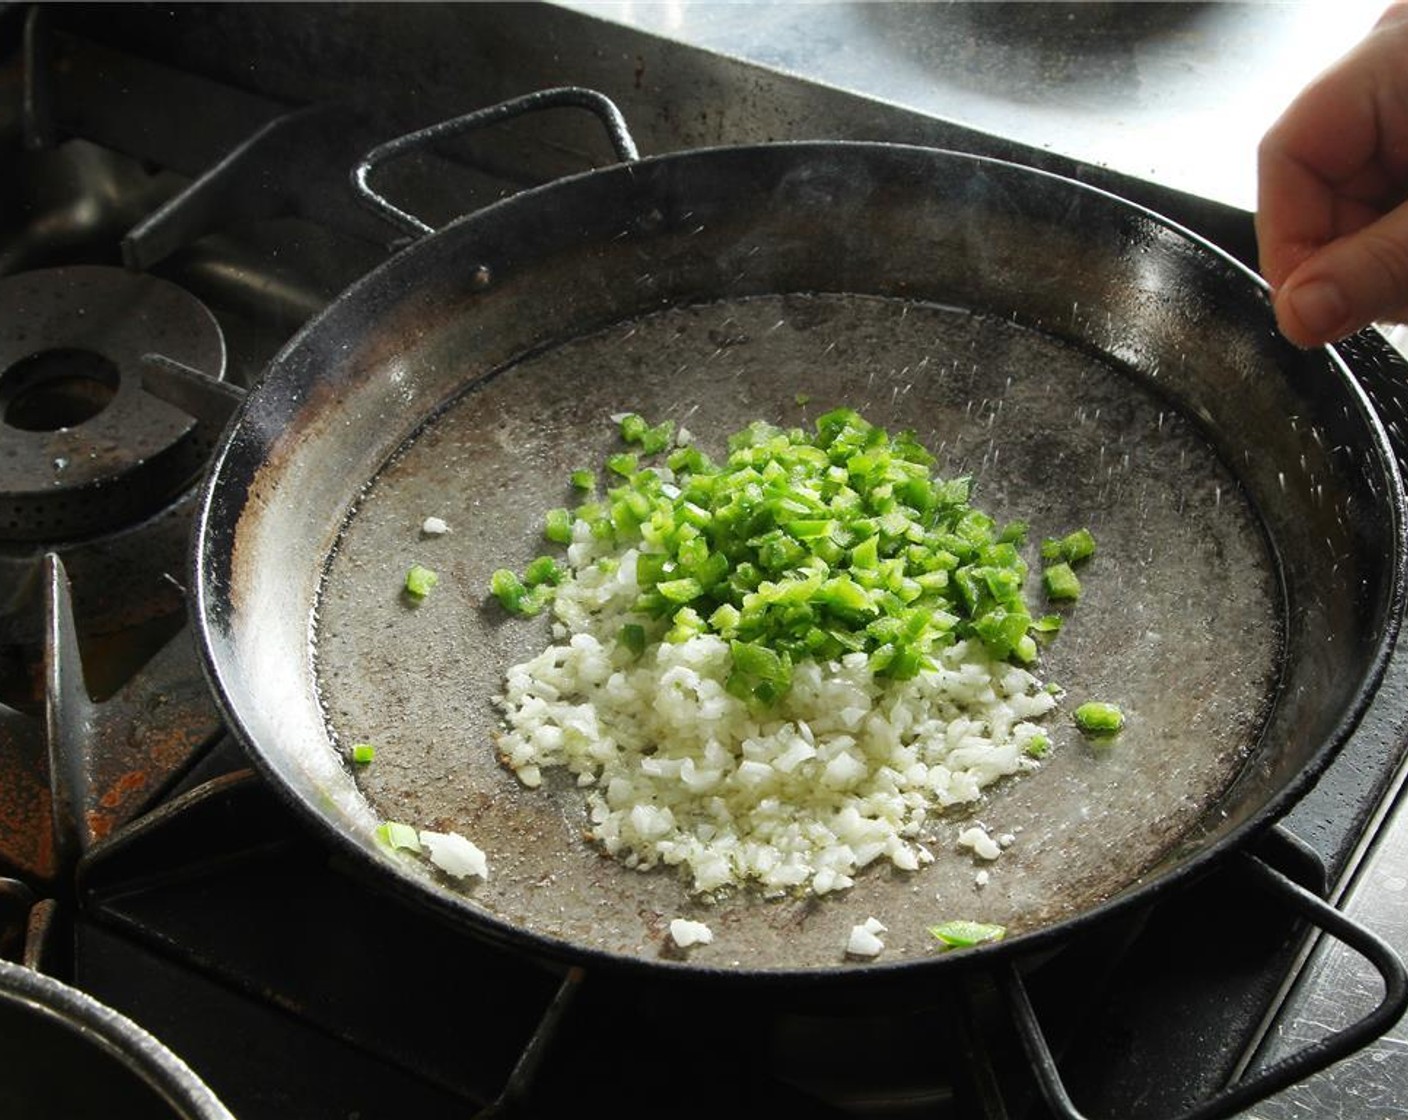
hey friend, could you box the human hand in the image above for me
[1256,3,1408,347]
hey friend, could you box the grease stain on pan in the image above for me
[312,292,1281,972]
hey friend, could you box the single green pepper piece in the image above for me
[657,576,703,604]
[523,555,565,587]
[489,568,550,616]
[1074,701,1124,735]
[639,420,675,455]
[1041,528,1097,564]
[729,639,792,702]
[605,452,638,478]
[489,568,523,603]
[544,507,573,544]
[1060,527,1097,563]
[570,469,595,491]
[997,520,1029,545]
[375,821,421,853]
[1043,562,1081,601]
[350,743,376,764]
[929,920,1007,949]
[619,622,647,658]
[405,564,439,599]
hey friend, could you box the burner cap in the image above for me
[0,266,226,541]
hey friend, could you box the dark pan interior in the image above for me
[195,143,1403,978]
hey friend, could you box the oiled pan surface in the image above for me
[315,291,1279,970]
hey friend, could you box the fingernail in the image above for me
[1286,279,1349,341]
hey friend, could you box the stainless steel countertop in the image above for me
[558,0,1384,213]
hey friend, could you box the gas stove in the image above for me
[2,5,1407,1118]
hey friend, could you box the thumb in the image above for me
[1272,203,1408,347]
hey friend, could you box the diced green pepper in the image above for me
[523,555,565,587]
[490,568,549,616]
[1074,701,1124,735]
[404,564,439,599]
[1042,528,1097,564]
[544,507,573,544]
[929,920,1006,949]
[375,821,421,853]
[486,407,1104,704]
[619,623,647,658]
[606,452,638,478]
[657,576,703,604]
[1043,562,1081,601]
[640,420,674,455]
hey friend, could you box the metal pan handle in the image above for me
[351,87,639,239]
[1005,850,1408,1120]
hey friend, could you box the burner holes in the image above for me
[0,348,120,432]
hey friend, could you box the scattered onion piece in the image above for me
[668,918,714,948]
[958,825,1002,861]
[418,830,489,880]
[846,916,887,958]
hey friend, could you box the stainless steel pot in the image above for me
[0,956,232,1119]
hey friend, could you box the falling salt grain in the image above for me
[975,869,990,888]
[669,918,714,948]
[421,516,451,536]
[846,916,887,958]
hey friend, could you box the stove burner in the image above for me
[0,266,235,649]
[0,265,226,541]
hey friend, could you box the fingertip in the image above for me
[1276,278,1352,348]
[1269,286,1324,349]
